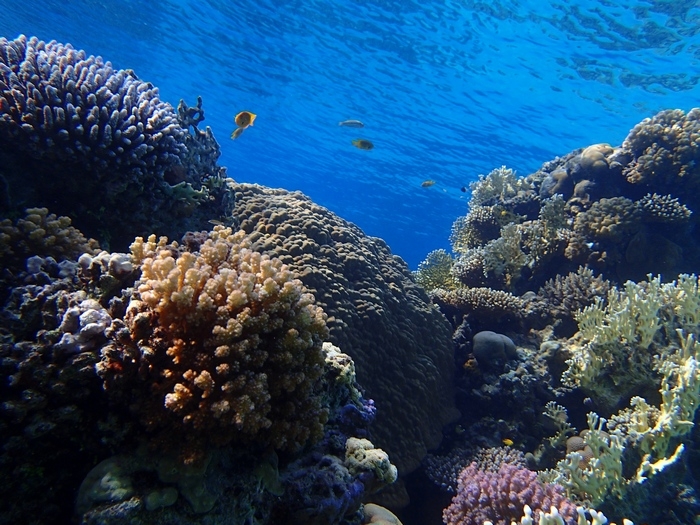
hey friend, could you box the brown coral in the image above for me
[229,183,457,483]
[0,207,99,272]
[432,287,523,322]
[538,267,611,322]
[621,108,700,187]
[99,227,329,458]
[638,193,692,223]
[573,197,641,242]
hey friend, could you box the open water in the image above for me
[2,0,700,267]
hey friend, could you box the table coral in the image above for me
[99,226,330,458]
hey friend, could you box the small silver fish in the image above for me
[339,119,364,128]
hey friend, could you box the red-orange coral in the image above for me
[99,226,329,458]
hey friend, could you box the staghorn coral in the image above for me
[0,35,233,251]
[99,226,330,458]
[443,461,577,525]
[229,183,457,495]
[621,108,700,187]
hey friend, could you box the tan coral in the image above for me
[573,197,641,242]
[0,207,99,270]
[621,108,700,187]
[99,226,329,458]
[230,183,458,488]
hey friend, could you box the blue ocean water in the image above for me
[2,0,700,268]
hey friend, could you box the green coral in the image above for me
[414,249,456,292]
[553,274,700,508]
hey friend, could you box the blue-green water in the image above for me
[2,0,699,267]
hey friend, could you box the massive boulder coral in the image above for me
[229,183,458,483]
[99,226,330,458]
[0,35,233,250]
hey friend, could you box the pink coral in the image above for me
[442,462,577,525]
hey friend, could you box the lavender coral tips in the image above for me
[0,34,186,175]
[442,462,577,525]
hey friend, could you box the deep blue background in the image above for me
[3,0,700,268]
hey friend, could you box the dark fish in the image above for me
[460,186,467,192]
[339,119,364,128]
[421,180,436,187]
[352,139,373,150]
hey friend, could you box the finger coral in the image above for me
[99,226,329,458]
[0,35,186,178]
[442,461,577,525]
[0,35,233,250]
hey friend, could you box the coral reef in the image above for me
[0,35,233,250]
[99,226,330,458]
[442,461,577,525]
[229,183,458,500]
[621,108,700,188]
[0,207,99,276]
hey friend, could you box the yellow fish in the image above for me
[351,139,373,150]
[502,438,514,446]
[231,111,257,140]
[421,179,436,187]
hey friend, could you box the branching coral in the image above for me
[469,166,533,207]
[0,207,99,272]
[414,249,455,292]
[99,226,330,458]
[621,108,700,187]
[443,460,577,525]
[553,275,700,508]
[0,35,233,251]
[573,198,641,242]
[0,35,187,177]
[538,267,611,323]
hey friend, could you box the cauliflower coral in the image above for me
[99,226,329,459]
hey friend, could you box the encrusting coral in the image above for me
[99,226,330,459]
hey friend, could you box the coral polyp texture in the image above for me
[621,108,700,187]
[99,226,329,457]
[0,35,186,176]
[229,183,457,502]
[0,35,233,250]
[442,461,577,525]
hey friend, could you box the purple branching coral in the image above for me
[0,34,186,178]
[442,462,577,525]
[0,35,234,250]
